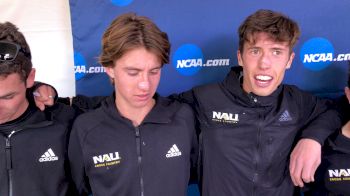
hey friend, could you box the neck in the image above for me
[115,98,155,127]
[342,121,350,138]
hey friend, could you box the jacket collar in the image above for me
[221,66,283,107]
[0,102,53,134]
[102,93,178,125]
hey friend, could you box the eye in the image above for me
[272,49,282,56]
[126,70,139,76]
[1,95,14,100]
[250,48,260,55]
[150,68,160,75]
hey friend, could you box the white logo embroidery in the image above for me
[166,144,182,158]
[328,169,350,177]
[212,111,239,124]
[39,148,58,162]
[279,110,292,122]
[92,152,121,168]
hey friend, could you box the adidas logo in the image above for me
[279,110,292,122]
[166,144,182,158]
[39,148,59,162]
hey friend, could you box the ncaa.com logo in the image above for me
[110,0,133,6]
[300,37,350,71]
[172,44,230,76]
[74,52,106,81]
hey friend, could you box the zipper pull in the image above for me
[5,138,12,169]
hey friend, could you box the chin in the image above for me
[253,89,274,96]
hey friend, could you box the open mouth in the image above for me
[255,75,272,86]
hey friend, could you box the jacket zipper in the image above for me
[135,127,144,196]
[252,113,262,196]
[3,120,53,196]
[5,131,15,196]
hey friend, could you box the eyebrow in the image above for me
[124,66,162,71]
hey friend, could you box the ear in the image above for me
[286,52,295,69]
[26,68,36,88]
[345,87,350,103]
[237,50,243,67]
[105,66,115,79]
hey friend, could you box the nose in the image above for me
[138,74,150,91]
[259,52,271,70]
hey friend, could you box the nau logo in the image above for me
[328,169,350,182]
[212,111,239,124]
[92,152,121,168]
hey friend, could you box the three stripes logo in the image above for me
[279,110,292,122]
[166,144,182,158]
[39,148,59,162]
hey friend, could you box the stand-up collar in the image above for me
[102,93,179,125]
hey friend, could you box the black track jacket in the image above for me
[306,132,350,196]
[178,66,341,196]
[0,102,77,196]
[68,94,198,196]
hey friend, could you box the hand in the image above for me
[33,85,56,111]
[289,138,321,187]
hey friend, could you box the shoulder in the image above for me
[281,84,318,102]
[48,102,76,125]
[71,107,108,139]
[156,96,195,122]
[73,107,105,127]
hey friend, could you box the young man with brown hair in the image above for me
[0,22,77,196]
[67,13,198,196]
[176,9,340,195]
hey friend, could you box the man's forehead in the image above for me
[0,73,23,82]
[245,32,290,46]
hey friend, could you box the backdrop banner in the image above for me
[70,0,350,98]
[69,0,350,195]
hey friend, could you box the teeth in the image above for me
[256,75,272,81]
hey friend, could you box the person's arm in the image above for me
[290,94,341,187]
[169,89,196,105]
[32,81,107,113]
[68,123,91,196]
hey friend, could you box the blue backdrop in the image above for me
[70,0,350,98]
[69,0,350,195]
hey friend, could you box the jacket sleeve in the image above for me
[189,105,200,186]
[169,89,196,106]
[299,93,341,146]
[71,95,107,114]
[68,123,91,196]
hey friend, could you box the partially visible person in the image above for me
[0,22,77,196]
[67,13,198,196]
[304,64,350,196]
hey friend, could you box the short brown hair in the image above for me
[99,13,170,68]
[238,9,300,52]
[0,22,32,81]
